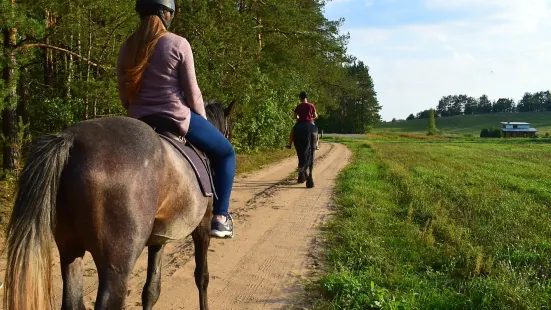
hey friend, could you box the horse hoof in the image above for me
[306,179,314,188]
[298,173,306,183]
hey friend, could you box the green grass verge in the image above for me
[315,138,551,309]
[375,112,551,136]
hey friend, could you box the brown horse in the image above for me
[3,100,235,310]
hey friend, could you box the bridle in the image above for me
[206,114,230,139]
[204,100,232,140]
[223,116,231,140]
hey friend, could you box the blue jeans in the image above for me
[186,112,235,217]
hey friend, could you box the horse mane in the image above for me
[205,100,226,134]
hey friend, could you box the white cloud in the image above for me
[344,0,551,120]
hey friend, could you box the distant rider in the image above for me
[286,91,319,150]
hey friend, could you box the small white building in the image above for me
[500,122,537,138]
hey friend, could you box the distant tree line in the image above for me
[316,61,380,134]
[406,91,551,121]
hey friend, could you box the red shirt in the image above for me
[294,102,317,123]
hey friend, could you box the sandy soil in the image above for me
[1,142,351,310]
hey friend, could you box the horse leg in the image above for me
[94,246,143,309]
[297,153,307,183]
[298,170,306,183]
[192,211,212,310]
[306,157,315,188]
[306,134,315,188]
[306,167,314,188]
[60,247,86,310]
[142,245,165,310]
[295,146,306,183]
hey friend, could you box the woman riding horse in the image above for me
[288,91,318,188]
[286,91,319,150]
[117,0,235,238]
[3,1,235,309]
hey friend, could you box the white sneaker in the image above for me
[210,214,234,238]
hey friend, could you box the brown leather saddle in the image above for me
[139,115,215,198]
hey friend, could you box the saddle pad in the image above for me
[158,134,214,197]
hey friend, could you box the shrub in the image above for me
[480,128,489,138]
[480,128,502,138]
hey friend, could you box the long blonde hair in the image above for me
[121,15,168,100]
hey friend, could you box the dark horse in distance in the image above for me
[3,100,236,310]
[293,121,318,188]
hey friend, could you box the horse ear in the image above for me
[225,99,237,117]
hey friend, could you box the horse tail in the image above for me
[294,122,314,175]
[4,133,74,310]
[304,128,313,169]
[304,124,317,167]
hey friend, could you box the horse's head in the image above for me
[205,99,237,140]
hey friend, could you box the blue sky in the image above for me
[323,0,551,121]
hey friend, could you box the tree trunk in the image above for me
[84,9,92,119]
[256,16,262,59]
[44,9,55,89]
[17,68,30,142]
[67,39,74,98]
[77,7,82,80]
[175,0,181,14]
[93,96,98,118]
[66,0,74,98]
[238,0,245,12]
[2,22,19,171]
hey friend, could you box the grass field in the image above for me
[375,112,551,136]
[315,136,551,309]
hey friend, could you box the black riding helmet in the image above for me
[135,0,176,29]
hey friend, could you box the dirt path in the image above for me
[2,142,351,309]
